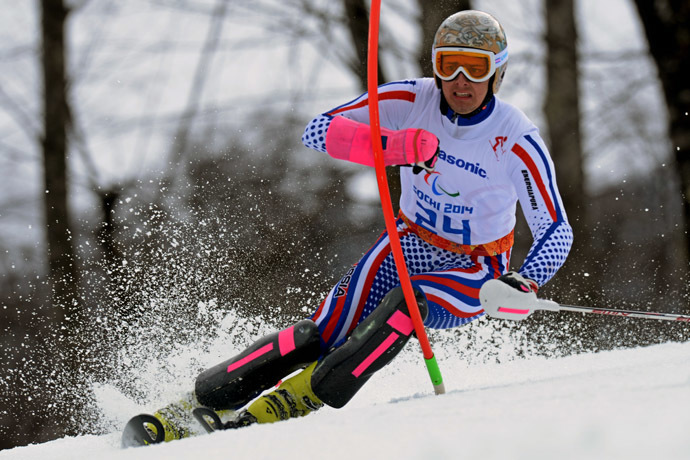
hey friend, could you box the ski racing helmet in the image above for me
[432,10,509,95]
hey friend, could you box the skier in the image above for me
[123,10,573,446]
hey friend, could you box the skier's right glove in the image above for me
[411,145,439,174]
[497,271,539,294]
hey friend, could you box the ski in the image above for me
[121,407,232,448]
[121,414,166,448]
[121,393,234,448]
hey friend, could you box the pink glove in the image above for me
[325,116,439,170]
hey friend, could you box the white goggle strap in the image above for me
[493,47,509,67]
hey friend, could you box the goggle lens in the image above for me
[433,48,505,82]
[437,52,491,80]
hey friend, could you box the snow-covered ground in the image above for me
[2,341,689,460]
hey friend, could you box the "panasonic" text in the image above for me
[438,151,488,178]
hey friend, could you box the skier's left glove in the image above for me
[479,272,540,321]
[497,271,539,294]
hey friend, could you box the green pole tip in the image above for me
[424,355,444,391]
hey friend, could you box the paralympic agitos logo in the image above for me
[423,171,459,197]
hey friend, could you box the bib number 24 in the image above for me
[414,202,471,245]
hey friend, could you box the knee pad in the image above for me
[311,286,427,408]
[195,319,321,410]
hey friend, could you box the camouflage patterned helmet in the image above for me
[432,10,509,94]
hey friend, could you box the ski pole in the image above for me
[480,278,690,322]
[367,0,445,395]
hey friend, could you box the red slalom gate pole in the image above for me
[367,0,445,394]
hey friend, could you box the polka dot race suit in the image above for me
[302,78,573,350]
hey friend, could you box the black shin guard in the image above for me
[311,287,428,408]
[195,319,321,410]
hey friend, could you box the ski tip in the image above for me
[192,407,224,433]
[121,414,165,448]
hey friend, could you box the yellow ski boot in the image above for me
[225,361,323,428]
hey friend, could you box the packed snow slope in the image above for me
[2,341,689,460]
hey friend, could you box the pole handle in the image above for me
[480,279,690,323]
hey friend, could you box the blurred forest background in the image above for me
[1,0,689,451]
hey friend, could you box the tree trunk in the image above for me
[342,0,388,88]
[542,0,592,303]
[633,0,690,275]
[41,0,80,319]
[41,0,88,436]
[341,0,400,210]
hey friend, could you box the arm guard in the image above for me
[323,116,438,168]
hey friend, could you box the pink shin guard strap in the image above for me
[325,116,437,167]
[226,327,296,374]
[351,332,400,378]
[227,343,273,373]
[387,310,414,336]
[278,326,296,356]
[350,311,414,378]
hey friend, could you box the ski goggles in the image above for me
[432,47,508,82]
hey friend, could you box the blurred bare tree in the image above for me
[541,0,594,304]
[40,0,98,431]
[633,0,690,272]
[339,0,401,209]
[169,0,228,182]
[343,0,389,87]
[41,0,80,318]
